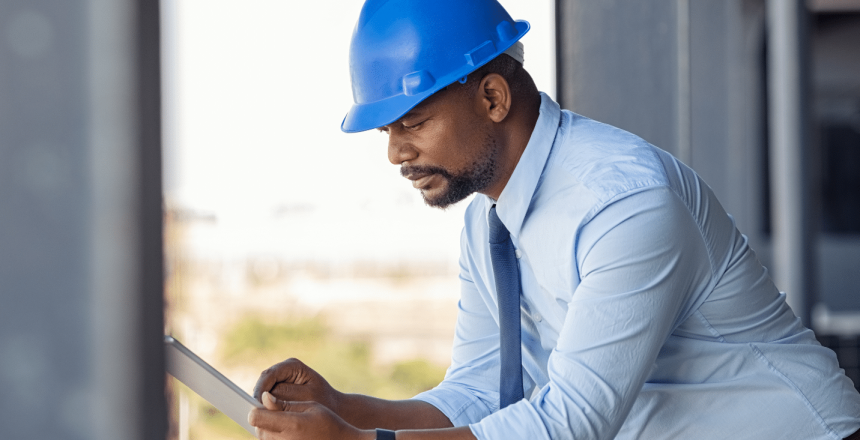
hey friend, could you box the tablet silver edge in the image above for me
[164,335,263,436]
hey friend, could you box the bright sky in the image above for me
[162,0,555,265]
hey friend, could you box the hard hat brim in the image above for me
[341,20,530,133]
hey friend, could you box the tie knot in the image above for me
[488,206,510,244]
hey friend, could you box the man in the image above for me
[248,0,860,439]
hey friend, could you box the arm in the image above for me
[252,358,453,430]
[336,393,453,430]
[249,391,476,440]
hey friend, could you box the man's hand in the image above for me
[253,358,340,413]
[252,357,461,435]
[248,391,373,440]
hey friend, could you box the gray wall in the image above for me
[555,0,860,326]
[556,0,860,324]
[555,0,680,159]
[0,0,166,438]
[555,0,770,266]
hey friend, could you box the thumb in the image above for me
[262,391,288,411]
[247,402,320,433]
[262,392,319,414]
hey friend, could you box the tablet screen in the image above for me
[164,335,263,435]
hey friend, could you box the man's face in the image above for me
[380,87,500,209]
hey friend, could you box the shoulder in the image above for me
[547,111,671,206]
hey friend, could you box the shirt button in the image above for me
[533,312,542,322]
[515,250,522,259]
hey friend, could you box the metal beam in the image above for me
[676,0,692,166]
[766,0,815,325]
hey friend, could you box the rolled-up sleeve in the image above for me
[412,228,501,427]
[469,187,714,439]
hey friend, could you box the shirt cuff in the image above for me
[412,384,493,427]
[468,398,549,440]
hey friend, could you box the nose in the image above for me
[387,133,417,165]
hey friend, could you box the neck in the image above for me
[481,92,541,201]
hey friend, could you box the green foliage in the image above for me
[170,379,255,440]
[221,316,327,362]
[197,403,254,439]
[390,359,448,396]
[192,315,447,438]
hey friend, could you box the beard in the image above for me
[400,135,499,209]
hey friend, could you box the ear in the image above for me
[477,73,511,123]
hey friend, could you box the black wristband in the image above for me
[376,428,396,440]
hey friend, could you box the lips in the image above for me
[402,169,431,181]
[411,173,437,189]
[401,170,429,188]
[401,165,449,190]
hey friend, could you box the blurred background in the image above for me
[1,0,858,439]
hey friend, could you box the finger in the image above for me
[280,401,319,413]
[248,403,320,432]
[270,381,308,401]
[248,408,294,432]
[253,358,305,401]
[250,401,321,429]
[262,391,287,411]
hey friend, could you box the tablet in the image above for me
[164,335,263,435]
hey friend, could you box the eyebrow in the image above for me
[399,108,421,121]
[378,108,423,131]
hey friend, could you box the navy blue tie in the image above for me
[488,205,524,409]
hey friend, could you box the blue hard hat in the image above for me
[341,0,530,133]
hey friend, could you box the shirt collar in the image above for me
[484,92,560,239]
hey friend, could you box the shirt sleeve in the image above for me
[412,227,502,427]
[470,186,715,439]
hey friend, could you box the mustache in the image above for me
[400,164,453,180]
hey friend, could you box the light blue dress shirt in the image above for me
[414,93,860,439]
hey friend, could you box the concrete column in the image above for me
[0,0,165,438]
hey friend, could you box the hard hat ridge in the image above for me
[341,0,530,133]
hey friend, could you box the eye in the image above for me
[403,119,427,131]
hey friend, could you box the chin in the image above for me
[421,188,470,210]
